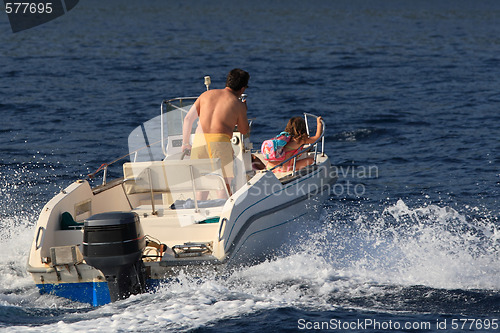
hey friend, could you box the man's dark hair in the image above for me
[226,68,250,91]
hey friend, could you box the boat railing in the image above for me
[89,103,324,186]
[87,140,163,185]
[268,113,325,175]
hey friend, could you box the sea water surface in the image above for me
[1,0,499,332]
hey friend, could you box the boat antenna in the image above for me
[204,75,211,90]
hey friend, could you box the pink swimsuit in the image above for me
[268,146,300,172]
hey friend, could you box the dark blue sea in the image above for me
[1,0,499,332]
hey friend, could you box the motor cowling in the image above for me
[83,211,146,302]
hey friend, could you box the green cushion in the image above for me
[60,212,84,230]
[197,217,220,224]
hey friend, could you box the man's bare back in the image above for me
[194,87,249,137]
[182,68,250,152]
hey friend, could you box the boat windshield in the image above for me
[128,98,198,162]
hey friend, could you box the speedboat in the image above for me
[27,84,337,306]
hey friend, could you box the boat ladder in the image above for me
[172,242,213,258]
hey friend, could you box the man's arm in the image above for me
[236,104,249,135]
[182,102,198,150]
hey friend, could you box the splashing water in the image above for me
[0,196,498,332]
[316,199,500,290]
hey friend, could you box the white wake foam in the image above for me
[316,199,500,290]
[1,199,498,332]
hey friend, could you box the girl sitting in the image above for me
[264,116,323,172]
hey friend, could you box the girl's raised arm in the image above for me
[305,116,323,144]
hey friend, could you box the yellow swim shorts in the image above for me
[190,133,234,178]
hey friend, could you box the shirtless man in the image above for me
[182,68,250,195]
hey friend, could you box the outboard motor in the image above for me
[83,212,146,302]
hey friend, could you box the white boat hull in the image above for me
[221,163,334,264]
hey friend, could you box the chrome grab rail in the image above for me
[268,112,325,174]
[218,218,227,242]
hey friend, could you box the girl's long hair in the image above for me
[284,117,308,142]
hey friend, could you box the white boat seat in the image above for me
[122,159,227,195]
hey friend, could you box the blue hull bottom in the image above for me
[37,282,111,306]
[36,280,163,306]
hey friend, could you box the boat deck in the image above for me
[133,204,223,249]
